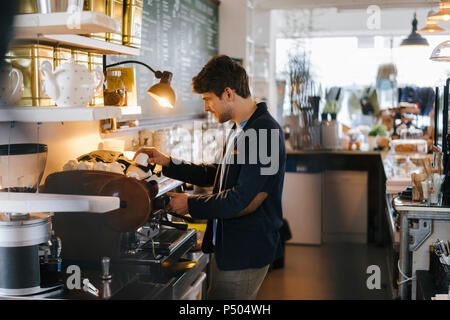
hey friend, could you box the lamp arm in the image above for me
[104,60,160,77]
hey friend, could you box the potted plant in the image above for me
[368,125,387,150]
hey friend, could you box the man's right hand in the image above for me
[134,147,171,167]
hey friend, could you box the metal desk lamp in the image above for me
[104,60,176,108]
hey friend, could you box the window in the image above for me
[277,35,450,126]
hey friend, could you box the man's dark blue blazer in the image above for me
[163,102,286,271]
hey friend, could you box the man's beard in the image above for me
[216,105,232,123]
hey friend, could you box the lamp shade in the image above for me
[104,60,176,109]
[147,82,176,108]
[400,13,429,47]
[428,1,450,22]
[418,11,445,33]
[430,40,450,61]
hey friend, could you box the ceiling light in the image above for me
[400,13,429,47]
[428,1,450,22]
[430,40,450,61]
[418,11,445,33]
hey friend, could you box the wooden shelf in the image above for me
[14,12,120,37]
[0,106,141,123]
[0,192,120,214]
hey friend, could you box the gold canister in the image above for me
[72,50,90,68]
[84,0,107,13]
[54,47,72,68]
[5,44,55,107]
[84,0,108,41]
[123,0,143,48]
[100,118,117,132]
[17,0,38,14]
[88,53,105,106]
[106,0,124,45]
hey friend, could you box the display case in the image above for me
[390,139,428,154]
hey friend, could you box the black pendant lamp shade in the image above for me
[400,13,429,47]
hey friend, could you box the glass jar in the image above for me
[104,70,127,106]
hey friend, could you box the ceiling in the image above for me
[254,0,441,10]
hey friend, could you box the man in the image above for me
[136,55,286,300]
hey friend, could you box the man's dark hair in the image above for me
[192,55,251,99]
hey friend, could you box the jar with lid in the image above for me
[104,70,127,106]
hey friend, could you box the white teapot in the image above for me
[0,64,24,106]
[40,58,104,107]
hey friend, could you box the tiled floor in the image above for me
[256,243,393,300]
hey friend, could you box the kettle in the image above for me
[40,58,104,107]
[0,63,24,106]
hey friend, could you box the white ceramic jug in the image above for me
[0,64,24,106]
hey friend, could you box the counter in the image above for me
[288,149,449,300]
[392,198,450,300]
[0,251,209,300]
[286,149,388,245]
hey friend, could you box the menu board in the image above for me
[107,0,219,120]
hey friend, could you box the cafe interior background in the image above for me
[0,0,450,301]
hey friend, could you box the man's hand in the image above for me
[165,192,189,215]
[134,147,170,167]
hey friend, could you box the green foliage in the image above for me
[368,125,387,137]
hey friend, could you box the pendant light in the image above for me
[418,11,445,33]
[428,1,450,22]
[400,13,429,47]
[430,40,450,61]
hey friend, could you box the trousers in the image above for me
[207,254,269,300]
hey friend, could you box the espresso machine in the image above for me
[0,144,200,299]
[39,164,199,298]
[0,144,63,297]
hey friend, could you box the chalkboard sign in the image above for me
[107,0,219,121]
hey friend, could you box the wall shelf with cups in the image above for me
[13,12,140,56]
[0,105,141,123]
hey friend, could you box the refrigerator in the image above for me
[282,159,322,245]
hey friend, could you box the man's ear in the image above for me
[222,87,235,101]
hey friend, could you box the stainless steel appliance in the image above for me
[283,158,322,245]
[0,144,63,297]
[0,213,62,296]
[40,166,202,299]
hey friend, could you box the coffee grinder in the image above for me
[0,144,62,296]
